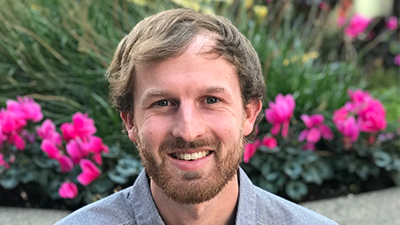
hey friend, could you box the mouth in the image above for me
[170,151,212,161]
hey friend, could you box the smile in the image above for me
[171,151,211,161]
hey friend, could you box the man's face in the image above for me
[122,35,260,204]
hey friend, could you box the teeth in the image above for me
[175,151,210,161]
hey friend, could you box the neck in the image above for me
[150,174,239,225]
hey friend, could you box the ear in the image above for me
[243,100,262,136]
[120,112,137,143]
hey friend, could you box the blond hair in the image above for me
[106,8,265,141]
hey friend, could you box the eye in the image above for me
[156,100,169,107]
[206,96,219,104]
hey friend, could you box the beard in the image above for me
[134,125,244,205]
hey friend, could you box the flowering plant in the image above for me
[242,90,399,201]
[0,96,142,208]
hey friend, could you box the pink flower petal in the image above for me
[281,120,290,138]
[77,159,101,186]
[58,155,74,173]
[59,182,78,199]
[306,127,321,143]
[66,140,85,164]
[298,129,308,142]
[243,142,257,163]
[11,133,26,150]
[344,14,372,39]
[386,16,398,30]
[40,139,61,159]
[261,136,277,149]
[300,114,312,128]
[319,124,334,140]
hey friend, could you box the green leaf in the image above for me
[19,169,38,184]
[285,180,308,201]
[260,163,271,178]
[107,170,128,185]
[259,177,278,194]
[0,168,19,189]
[301,165,322,185]
[33,155,58,169]
[373,151,392,168]
[116,158,142,177]
[283,161,303,179]
[91,178,115,194]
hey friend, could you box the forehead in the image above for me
[133,35,241,101]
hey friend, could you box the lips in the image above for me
[171,151,211,161]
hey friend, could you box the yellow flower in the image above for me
[225,0,234,5]
[283,59,290,66]
[290,55,299,62]
[30,4,40,11]
[202,6,214,15]
[245,0,254,9]
[302,51,319,63]
[253,5,268,19]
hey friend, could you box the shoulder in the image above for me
[253,186,338,225]
[237,168,338,225]
[55,188,136,225]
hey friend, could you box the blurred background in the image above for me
[0,0,399,210]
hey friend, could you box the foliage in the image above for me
[0,97,143,208]
[0,0,399,208]
[243,90,398,201]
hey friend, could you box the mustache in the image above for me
[159,138,221,152]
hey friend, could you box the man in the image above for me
[57,9,338,225]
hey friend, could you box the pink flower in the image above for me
[37,119,63,145]
[59,182,78,199]
[0,109,26,134]
[77,159,101,186]
[0,153,10,169]
[386,16,398,30]
[57,155,74,173]
[81,136,109,154]
[243,140,261,163]
[7,96,43,122]
[10,133,25,150]
[265,94,295,137]
[357,99,387,133]
[335,116,360,143]
[61,112,97,142]
[91,153,103,165]
[333,107,349,125]
[394,54,400,66]
[344,14,372,39]
[261,136,277,149]
[66,139,87,164]
[0,128,5,147]
[37,119,56,139]
[40,139,61,159]
[298,114,334,145]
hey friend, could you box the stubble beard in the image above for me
[134,125,244,205]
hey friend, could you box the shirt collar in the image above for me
[128,167,255,225]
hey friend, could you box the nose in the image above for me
[171,101,207,142]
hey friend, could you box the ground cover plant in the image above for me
[0,0,399,209]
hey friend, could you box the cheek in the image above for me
[138,119,169,145]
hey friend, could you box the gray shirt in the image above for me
[56,168,338,224]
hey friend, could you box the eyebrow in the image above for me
[203,86,228,94]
